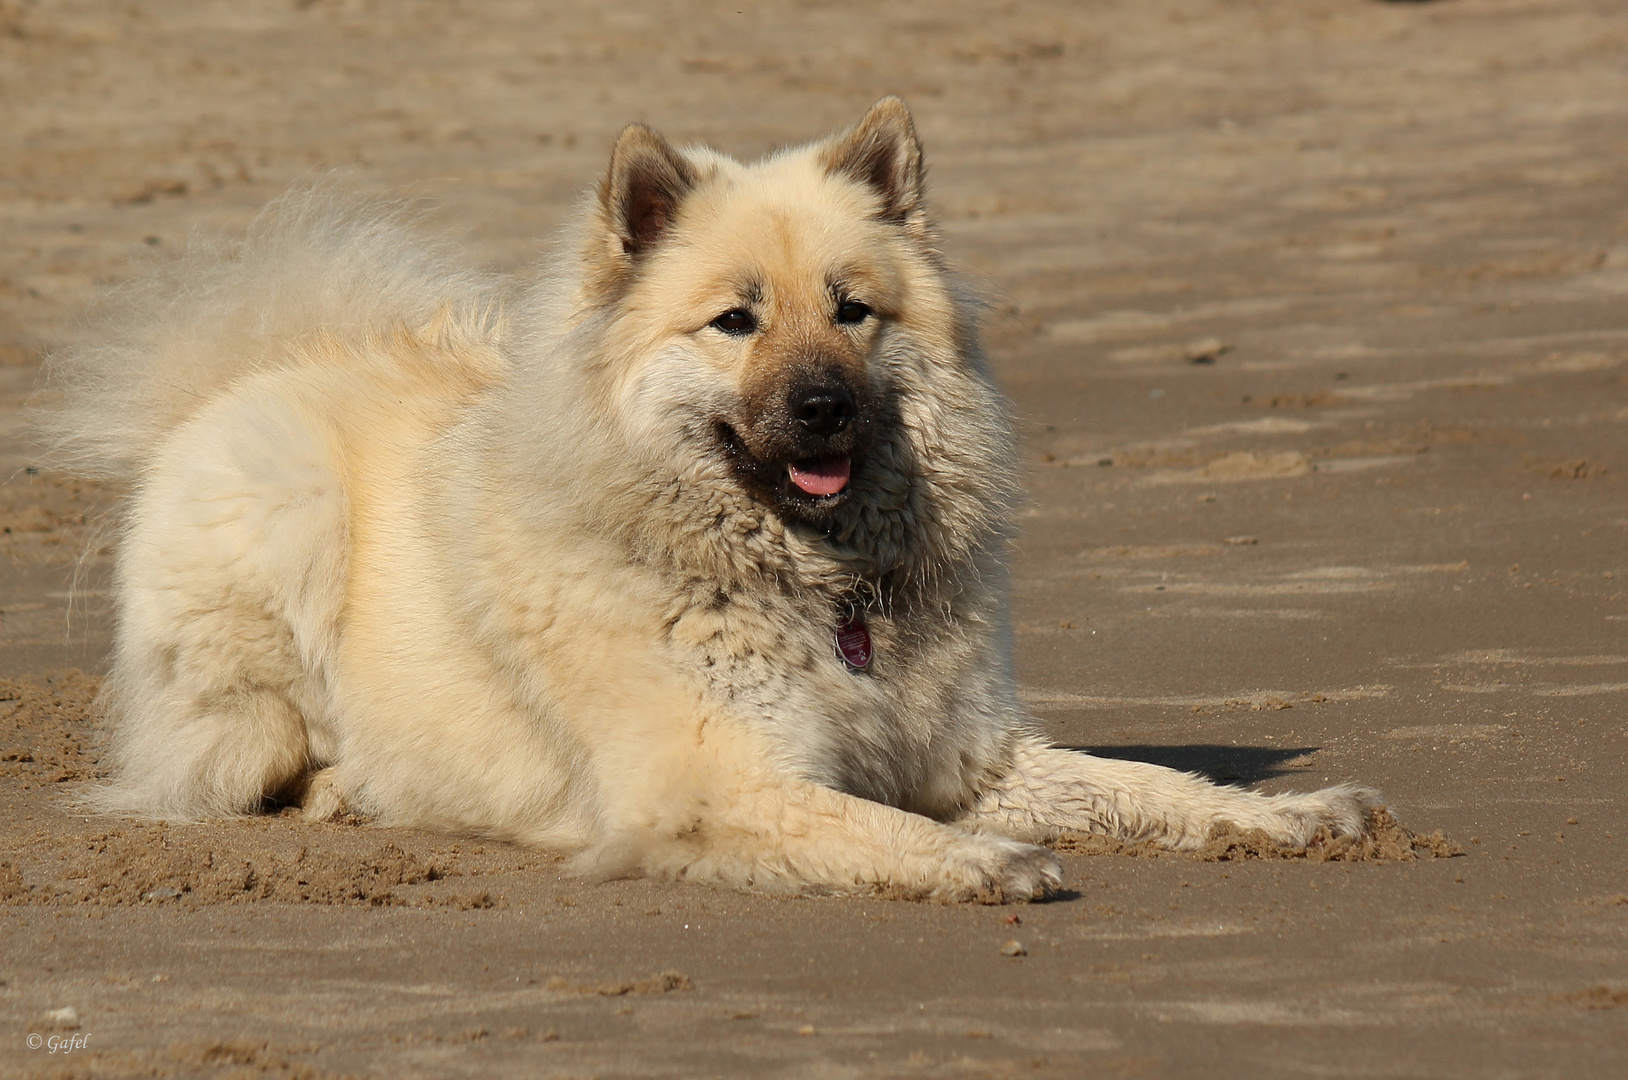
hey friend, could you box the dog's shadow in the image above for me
[1063,744,1321,786]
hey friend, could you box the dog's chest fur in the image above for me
[438,433,998,819]
[663,579,972,807]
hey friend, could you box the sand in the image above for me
[3,1,1628,1077]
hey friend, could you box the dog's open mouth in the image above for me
[717,422,858,515]
[788,455,851,497]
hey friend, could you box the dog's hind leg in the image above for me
[91,383,348,820]
[296,767,347,821]
[95,660,314,819]
[962,737,1380,850]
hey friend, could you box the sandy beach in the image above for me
[2,2,1626,1076]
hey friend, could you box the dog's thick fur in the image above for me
[41,100,1377,901]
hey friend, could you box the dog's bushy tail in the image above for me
[34,180,503,481]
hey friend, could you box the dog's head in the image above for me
[576,98,977,531]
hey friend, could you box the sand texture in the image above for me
[3,2,1628,1077]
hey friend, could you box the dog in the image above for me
[42,99,1377,901]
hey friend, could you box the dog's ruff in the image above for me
[41,99,1377,901]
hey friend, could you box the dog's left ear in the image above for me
[820,97,927,229]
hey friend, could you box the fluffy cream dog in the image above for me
[45,100,1376,901]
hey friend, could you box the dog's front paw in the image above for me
[1252,784,1383,847]
[935,834,1062,904]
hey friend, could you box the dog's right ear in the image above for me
[597,123,697,263]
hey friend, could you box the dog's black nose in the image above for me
[791,387,856,437]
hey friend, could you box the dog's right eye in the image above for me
[710,309,757,336]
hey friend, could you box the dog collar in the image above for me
[835,615,873,671]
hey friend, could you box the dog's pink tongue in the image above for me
[788,456,851,497]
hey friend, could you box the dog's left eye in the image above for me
[710,309,757,335]
[835,300,872,326]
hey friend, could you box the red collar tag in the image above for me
[834,616,873,671]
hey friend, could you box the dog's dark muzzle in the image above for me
[719,373,875,516]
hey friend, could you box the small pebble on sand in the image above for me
[43,1006,79,1029]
